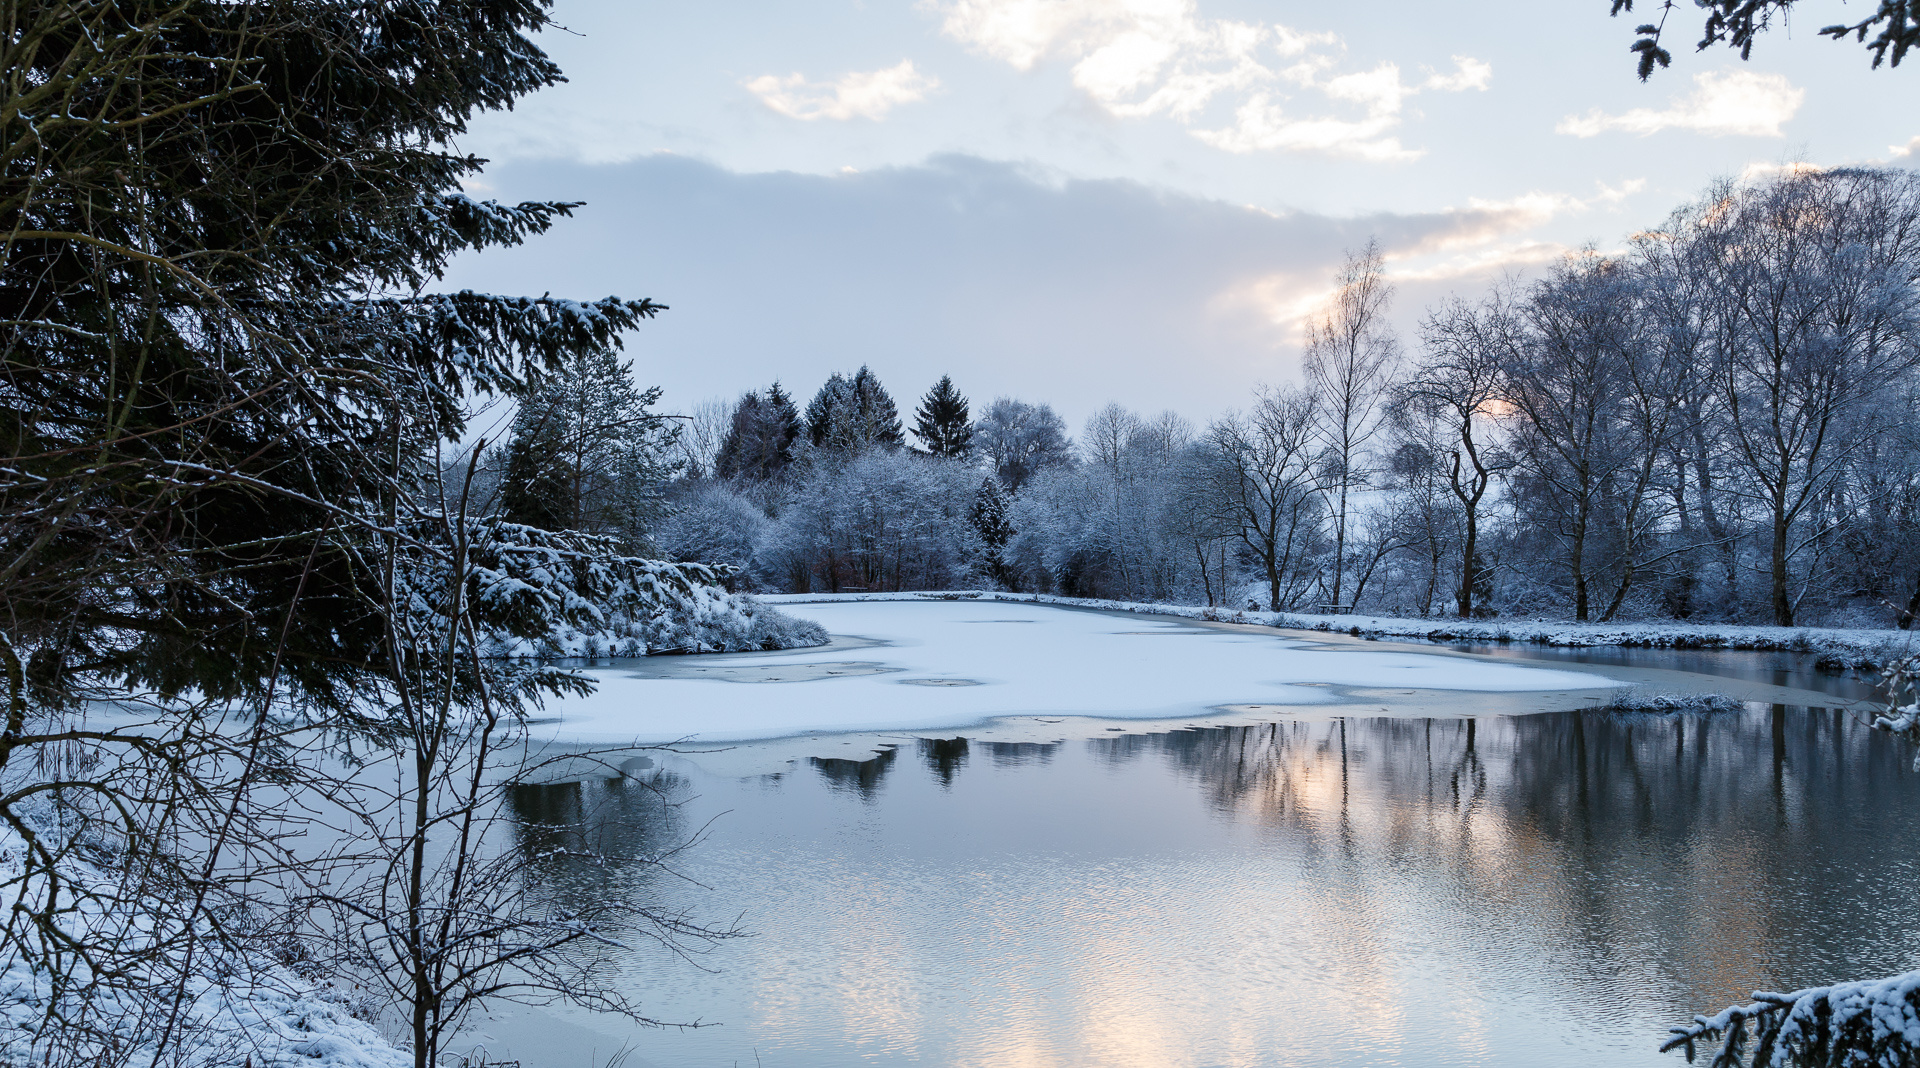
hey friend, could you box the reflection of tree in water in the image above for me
[1097,708,1919,1013]
[982,740,1059,768]
[1498,706,1920,1000]
[508,769,692,901]
[810,747,898,797]
[919,737,968,787]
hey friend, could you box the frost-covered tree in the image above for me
[1497,254,1655,622]
[1401,297,1516,618]
[852,366,906,449]
[976,398,1074,493]
[969,478,1017,590]
[765,451,979,592]
[1693,168,1920,625]
[1084,403,1145,472]
[655,481,775,580]
[500,348,677,545]
[913,375,975,457]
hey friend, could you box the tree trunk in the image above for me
[1772,505,1794,626]
[1457,512,1478,619]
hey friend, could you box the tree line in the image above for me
[647,167,1920,629]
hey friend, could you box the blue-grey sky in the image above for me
[443,0,1915,428]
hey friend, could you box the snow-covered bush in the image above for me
[762,450,982,593]
[410,517,824,658]
[654,480,774,581]
[1604,690,1745,714]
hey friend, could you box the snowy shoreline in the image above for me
[759,591,1919,671]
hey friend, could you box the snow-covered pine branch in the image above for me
[399,517,825,663]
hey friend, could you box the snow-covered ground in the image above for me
[533,599,1621,748]
[760,590,1920,668]
[0,823,407,1068]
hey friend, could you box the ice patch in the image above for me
[533,600,1618,744]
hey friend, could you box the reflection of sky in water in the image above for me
[508,700,1920,1068]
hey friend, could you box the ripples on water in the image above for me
[509,696,1920,1068]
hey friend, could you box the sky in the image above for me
[441,0,1918,432]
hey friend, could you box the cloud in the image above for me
[928,0,1487,159]
[442,153,1581,426]
[745,61,938,121]
[1195,56,1491,160]
[1891,136,1920,157]
[1422,56,1492,93]
[1194,93,1412,160]
[1556,70,1803,138]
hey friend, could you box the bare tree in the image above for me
[1302,241,1401,608]
[1500,253,1646,621]
[975,398,1074,494]
[1403,297,1517,618]
[1207,387,1323,611]
[1083,403,1144,473]
[1706,168,1920,624]
[674,397,736,481]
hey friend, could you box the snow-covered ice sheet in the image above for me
[535,600,1616,745]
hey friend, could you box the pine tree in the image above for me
[765,381,804,461]
[852,365,905,448]
[716,382,801,480]
[970,478,1018,590]
[0,0,664,710]
[806,373,859,449]
[716,390,766,480]
[913,376,975,457]
[807,368,902,451]
[500,348,676,542]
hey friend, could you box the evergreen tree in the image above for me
[716,391,766,480]
[0,0,663,710]
[807,368,903,451]
[852,365,905,448]
[970,478,1018,590]
[806,373,859,449]
[913,376,975,457]
[765,381,804,460]
[716,382,801,480]
[500,349,677,543]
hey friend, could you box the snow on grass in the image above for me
[0,824,407,1068]
[535,599,1617,745]
[759,591,1920,670]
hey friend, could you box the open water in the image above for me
[497,643,1919,1068]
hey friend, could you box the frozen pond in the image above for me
[480,603,1918,1068]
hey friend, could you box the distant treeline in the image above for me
[509,167,1920,628]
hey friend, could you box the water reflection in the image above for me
[810,747,898,797]
[919,737,968,787]
[509,702,1920,1068]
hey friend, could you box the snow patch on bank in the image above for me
[760,591,1917,669]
